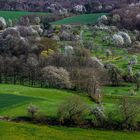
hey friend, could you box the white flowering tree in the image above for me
[0,17,6,30]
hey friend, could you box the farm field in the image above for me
[52,13,108,25]
[0,11,47,20]
[0,121,140,140]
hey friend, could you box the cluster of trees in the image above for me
[0,0,136,13]
[1,15,139,102]
[0,42,106,101]
[26,95,140,130]
[111,5,140,30]
[0,17,107,102]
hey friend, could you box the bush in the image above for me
[0,17,6,30]
[105,63,122,86]
[57,96,88,125]
[90,104,106,127]
[135,73,140,91]
[27,104,38,119]
[119,97,140,129]
[41,66,71,89]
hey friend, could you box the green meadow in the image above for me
[0,11,47,20]
[0,121,140,140]
[0,83,139,139]
[0,84,93,117]
[52,13,108,25]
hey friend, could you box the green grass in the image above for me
[0,84,93,117]
[0,93,38,109]
[0,84,139,139]
[0,121,140,140]
[0,11,47,20]
[103,83,137,96]
[0,83,139,140]
[52,13,108,25]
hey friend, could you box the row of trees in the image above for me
[26,95,140,130]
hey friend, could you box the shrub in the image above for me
[0,17,6,30]
[112,34,124,47]
[118,32,131,45]
[64,46,74,56]
[27,104,38,119]
[57,96,87,125]
[105,49,112,59]
[105,63,122,86]
[119,97,140,129]
[90,104,106,127]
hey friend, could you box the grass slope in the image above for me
[52,13,108,25]
[0,84,92,117]
[0,85,140,139]
[0,121,140,140]
[0,11,47,20]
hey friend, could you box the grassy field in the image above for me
[0,84,122,119]
[0,82,138,119]
[52,13,108,25]
[0,11,47,20]
[0,121,140,140]
[0,84,93,117]
[0,84,140,139]
[0,84,119,118]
